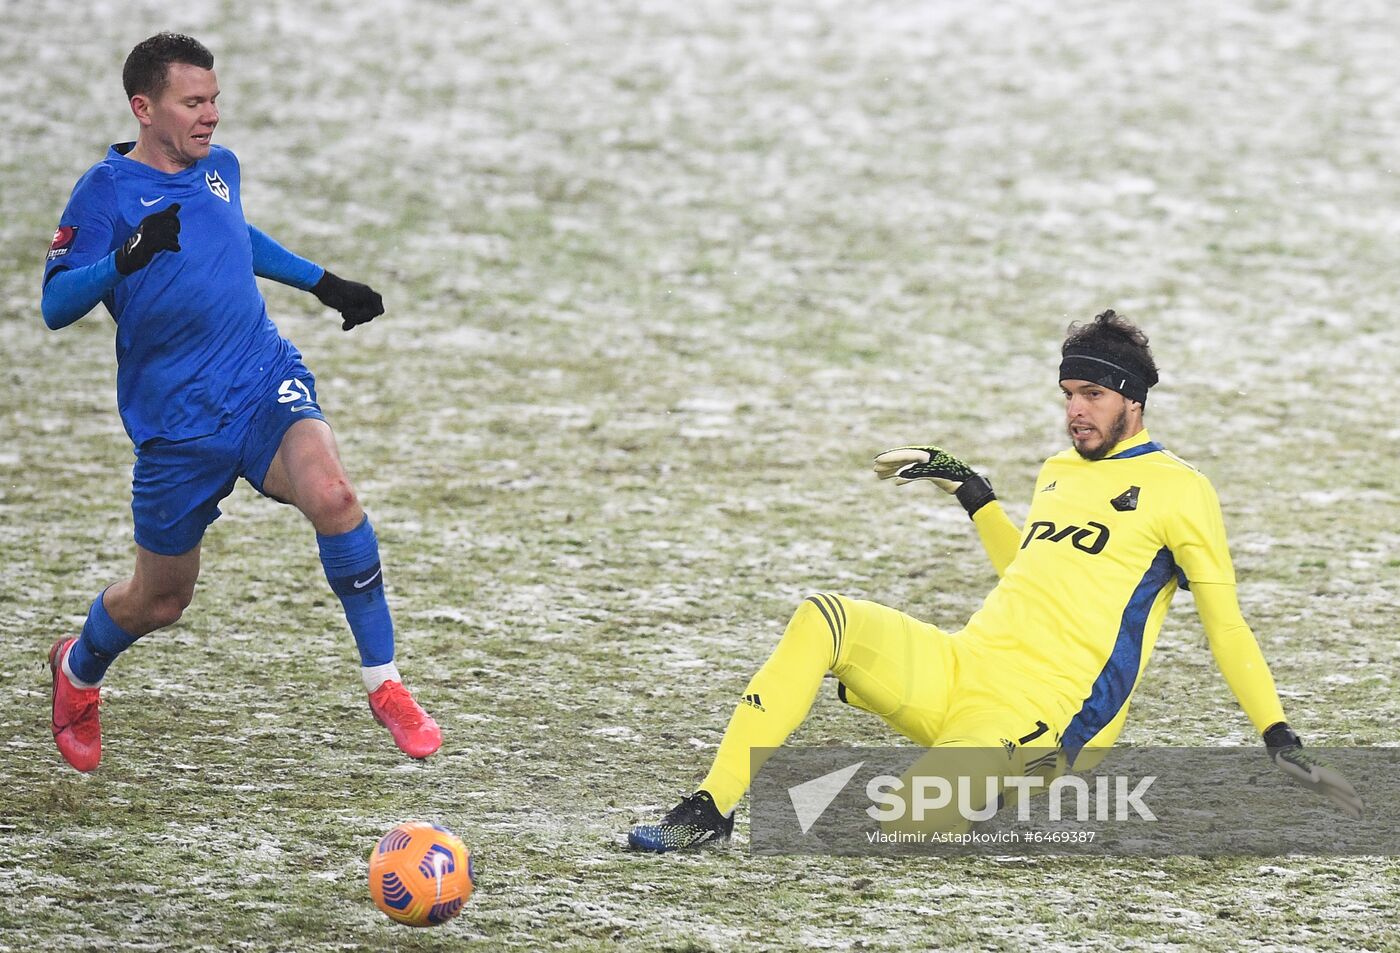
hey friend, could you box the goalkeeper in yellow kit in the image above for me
[629,310,1361,851]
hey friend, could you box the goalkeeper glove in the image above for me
[1263,722,1363,819]
[115,204,181,275]
[312,270,384,331]
[873,445,997,517]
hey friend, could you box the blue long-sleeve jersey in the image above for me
[43,142,325,446]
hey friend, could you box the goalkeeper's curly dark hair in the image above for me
[1062,309,1160,392]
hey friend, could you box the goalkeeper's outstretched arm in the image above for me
[1194,581,1363,819]
[873,445,1020,575]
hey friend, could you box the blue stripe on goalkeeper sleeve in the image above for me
[317,516,396,667]
[40,256,121,329]
[67,591,141,684]
[248,224,324,290]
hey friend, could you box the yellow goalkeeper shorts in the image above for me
[823,594,1069,758]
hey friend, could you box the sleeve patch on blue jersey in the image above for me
[47,225,78,261]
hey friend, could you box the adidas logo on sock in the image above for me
[1042,480,1057,492]
[741,693,766,712]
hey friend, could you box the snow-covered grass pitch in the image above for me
[2,1,1397,949]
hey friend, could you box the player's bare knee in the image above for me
[307,476,360,528]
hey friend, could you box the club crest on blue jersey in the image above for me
[205,170,230,202]
[47,225,79,261]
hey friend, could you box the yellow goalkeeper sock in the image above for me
[698,596,841,815]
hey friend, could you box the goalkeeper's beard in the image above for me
[1069,405,1130,461]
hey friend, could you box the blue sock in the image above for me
[67,592,140,684]
[317,516,395,668]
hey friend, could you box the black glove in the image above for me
[115,203,181,275]
[1263,722,1363,819]
[873,445,997,517]
[312,270,384,331]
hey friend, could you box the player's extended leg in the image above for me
[627,597,835,851]
[697,595,852,814]
[260,417,441,759]
[49,543,201,772]
[629,594,950,851]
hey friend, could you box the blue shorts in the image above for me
[131,364,327,556]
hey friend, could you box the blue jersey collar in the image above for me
[1105,430,1163,460]
[107,142,210,184]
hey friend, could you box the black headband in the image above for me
[1059,353,1150,404]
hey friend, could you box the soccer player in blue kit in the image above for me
[41,33,441,771]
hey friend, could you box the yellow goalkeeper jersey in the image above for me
[957,428,1282,759]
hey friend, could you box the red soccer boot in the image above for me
[368,680,442,759]
[49,638,102,772]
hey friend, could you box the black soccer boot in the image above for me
[627,790,735,852]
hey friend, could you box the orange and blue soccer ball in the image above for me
[368,822,474,927]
